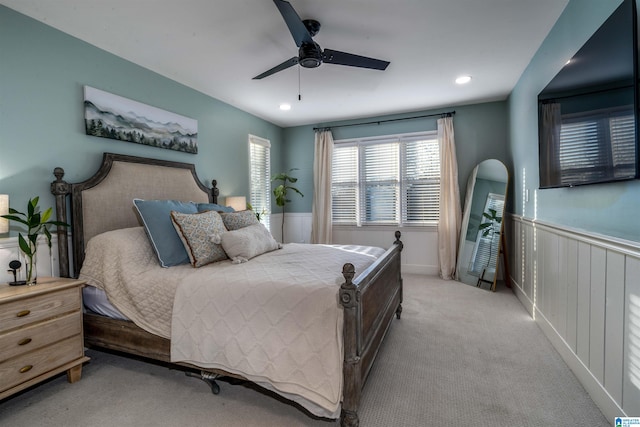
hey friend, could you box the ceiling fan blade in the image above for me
[253,57,299,80]
[273,0,314,47]
[323,49,390,71]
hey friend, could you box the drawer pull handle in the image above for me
[18,338,32,346]
[16,310,31,318]
[19,365,33,374]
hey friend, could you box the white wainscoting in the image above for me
[269,212,312,244]
[270,212,438,275]
[0,235,61,283]
[506,214,640,419]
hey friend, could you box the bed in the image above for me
[50,152,403,426]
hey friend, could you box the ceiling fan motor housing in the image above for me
[299,42,323,68]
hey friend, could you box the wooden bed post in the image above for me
[51,167,70,278]
[211,179,219,204]
[340,262,361,427]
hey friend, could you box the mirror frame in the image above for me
[455,159,509,291]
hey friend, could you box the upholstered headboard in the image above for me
[51,152,218,277]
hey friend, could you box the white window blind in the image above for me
[249,134,271,229]
[469,193,504,278]
[558,108,636,185]
[332,131,439,226]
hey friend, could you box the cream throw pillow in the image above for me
[215,223,281,263]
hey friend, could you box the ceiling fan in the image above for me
[253,0,390,80]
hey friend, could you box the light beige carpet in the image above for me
[0,274,610,426]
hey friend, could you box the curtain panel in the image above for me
[311,129,334,244]
[437,117,461,280]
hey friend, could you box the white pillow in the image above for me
[215,223,281,263]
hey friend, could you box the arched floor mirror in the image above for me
[455,159,508,291]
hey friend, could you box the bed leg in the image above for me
[340,409,359,426]
[396,303,403,319]
[185,371,221,395]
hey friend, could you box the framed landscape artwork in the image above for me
[84,86,198,154]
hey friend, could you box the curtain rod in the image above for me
[313,110,455,131]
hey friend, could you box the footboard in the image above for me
[339,231,403,427]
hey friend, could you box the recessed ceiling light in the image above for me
[455,75,472,84]
[279,103,291,111]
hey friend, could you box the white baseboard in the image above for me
[403,264,439,275]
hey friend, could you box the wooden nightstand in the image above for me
[0,277,90,400]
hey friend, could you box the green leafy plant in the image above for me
[478,208,502,271]
[1,196,68,284]
[272,169,304,242]
[478,208,502,237]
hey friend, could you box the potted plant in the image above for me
[1,196,68,285]
[272,169,303,243]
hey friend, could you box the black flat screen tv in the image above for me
[537,0,639,189]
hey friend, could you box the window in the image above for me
[332,131,439,226]
[249,135,271,229]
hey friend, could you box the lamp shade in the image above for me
[225,196,247,212]
[0,194,8,234]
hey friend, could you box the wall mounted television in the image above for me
[537,0,639,189]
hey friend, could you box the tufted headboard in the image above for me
[51,152,218,277]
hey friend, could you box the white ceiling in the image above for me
[1,0,569,127]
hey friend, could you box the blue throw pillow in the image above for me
[133,199,198,267]
[197,203,235,213]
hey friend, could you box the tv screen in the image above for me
[537,0,638,189]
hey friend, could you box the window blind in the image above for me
[332,131,439,226]
[469,193,504,278]
[249,134,271,228]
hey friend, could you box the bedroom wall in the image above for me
[0,5,283,242]
[507,0,640,419]
[508,0,639,243]
[278,101,509,274]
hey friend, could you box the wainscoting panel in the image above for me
[624,256,640,415]
[0,235,60,283]
[507,215,640,419]
[577,241,591,366]
[606,251,625,405]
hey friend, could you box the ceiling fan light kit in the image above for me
[253,0,390,80]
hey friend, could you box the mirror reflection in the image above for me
[456,159,508,291]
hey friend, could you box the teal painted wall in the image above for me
[282,101,509,213]
[0,5,283,235]
[508,0,640,242]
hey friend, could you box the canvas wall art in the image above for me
[84,86,198,154]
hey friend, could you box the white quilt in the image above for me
[79,226,385,418]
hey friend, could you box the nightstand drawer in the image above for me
[0,288,80,333]
[0,312,82,362]
[0,335,83,394]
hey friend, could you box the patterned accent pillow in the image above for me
[170,210,228,267]
[219,210,259,231]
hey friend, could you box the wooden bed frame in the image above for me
[51,152,403,427]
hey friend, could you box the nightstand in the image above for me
[0,277,90,400]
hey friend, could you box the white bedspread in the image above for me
[79,226,385,418]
